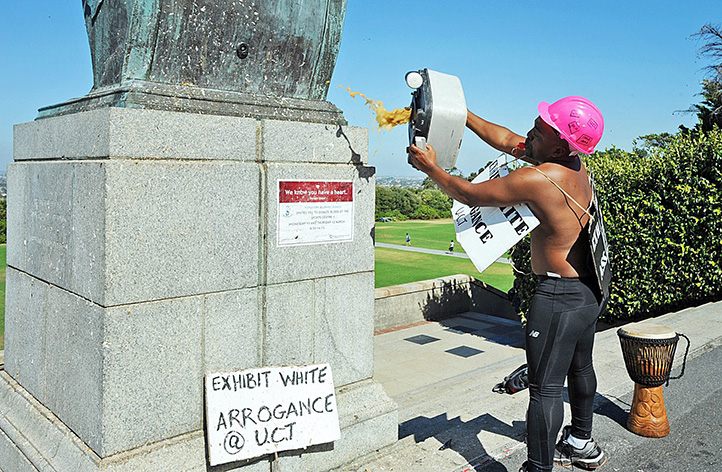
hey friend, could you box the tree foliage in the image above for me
[692,23,722,81]
[681,79,722,134]
[375,185,453,220]
[680,24,722,133]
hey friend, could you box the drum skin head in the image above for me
[618,322,676,340]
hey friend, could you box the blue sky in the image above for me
[1,1,718,177]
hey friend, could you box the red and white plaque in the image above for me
[277,180,354,246]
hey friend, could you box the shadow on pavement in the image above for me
[591,392,630,427]
[400,413,525,471]
[561,389,630,428]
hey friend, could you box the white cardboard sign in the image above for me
[205,364,340,466]
[452,155,539,273]
[277,180,354,247]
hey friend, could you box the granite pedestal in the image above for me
[0,107,397,471]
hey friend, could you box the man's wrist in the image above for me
[424,163,445,180]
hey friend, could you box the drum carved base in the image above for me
[627,383,670,438]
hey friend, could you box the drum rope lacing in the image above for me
[668,333,690,384]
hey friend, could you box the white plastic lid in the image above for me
[405,71,423,89]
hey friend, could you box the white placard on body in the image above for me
[205,364,340,466]
[587,176,611,299]
[452,155,539,273]
[277,180,354,246]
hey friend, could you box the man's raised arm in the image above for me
[466,110,537,164]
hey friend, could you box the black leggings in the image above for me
[525,276,603,472]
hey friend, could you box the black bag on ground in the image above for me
[492,364,529,395]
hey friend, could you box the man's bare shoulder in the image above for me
[505,165,553,193]
[534,160,588,180]
[507,165,549,181]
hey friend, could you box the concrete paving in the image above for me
[375,242,511,264]
[375,242,471,259]
[332,300,722,472]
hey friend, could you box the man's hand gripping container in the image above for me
[406,69,467,170]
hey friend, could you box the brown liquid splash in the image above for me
[345,87,411,131]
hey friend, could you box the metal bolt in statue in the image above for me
[40,0,348,122]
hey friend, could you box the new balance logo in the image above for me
[529,330,540,338]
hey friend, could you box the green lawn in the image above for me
[376,218,466,253]
[375,247,514,291]
[374,219,515,291]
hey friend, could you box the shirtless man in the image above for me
[407,96,608,472]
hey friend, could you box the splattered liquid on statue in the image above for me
[345,88,411,130]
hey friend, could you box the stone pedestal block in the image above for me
[8,158,261,306]
[263,272,375,386]
[2,108,397,470]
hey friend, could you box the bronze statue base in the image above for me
[37,80,346,125]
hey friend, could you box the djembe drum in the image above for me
[617,323,687,438]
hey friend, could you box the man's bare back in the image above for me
[524,161,593,278]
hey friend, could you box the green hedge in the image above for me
[509,129,722,322]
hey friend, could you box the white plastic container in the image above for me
[406,69,466,170]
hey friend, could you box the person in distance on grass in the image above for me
[407,96,608,472]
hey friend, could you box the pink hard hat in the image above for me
[538,96,604,154]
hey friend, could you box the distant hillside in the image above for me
[376,176,425,189]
